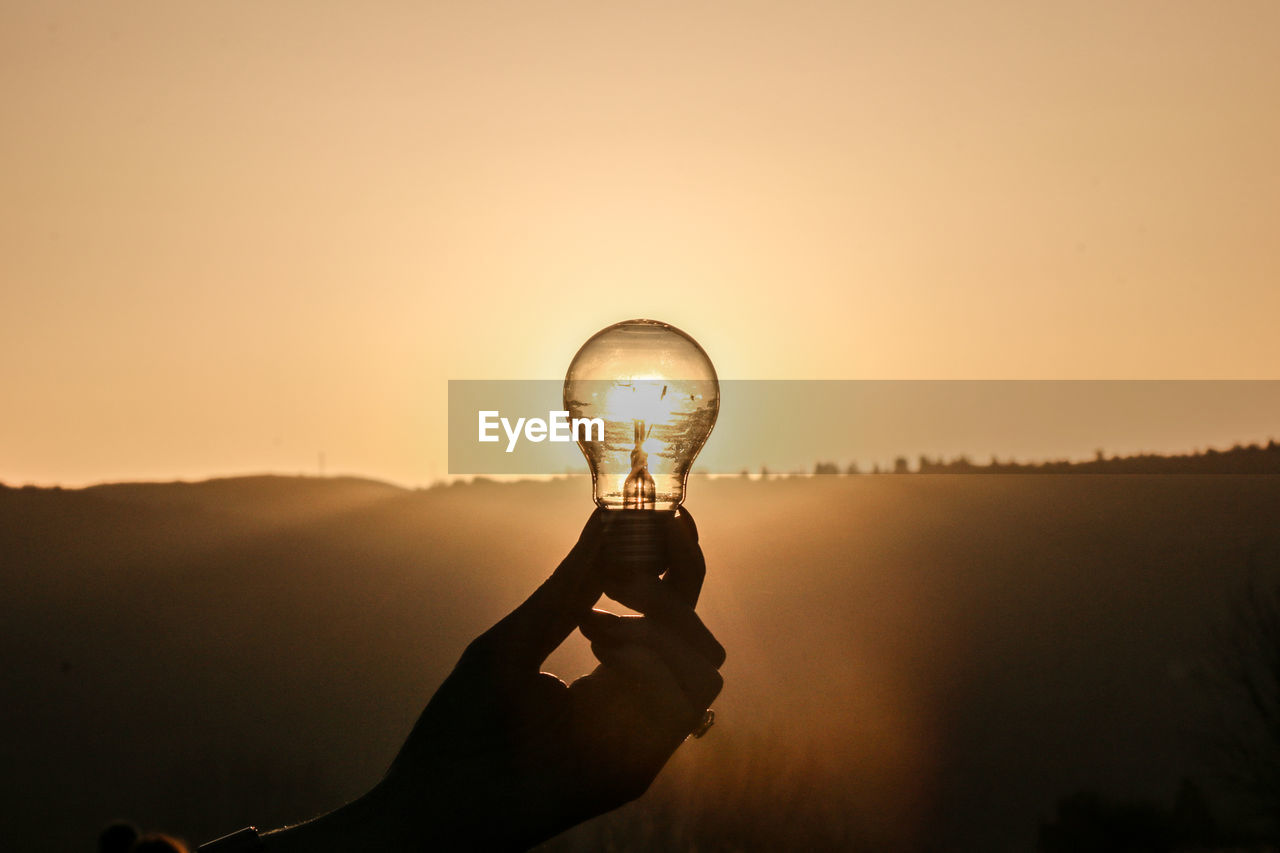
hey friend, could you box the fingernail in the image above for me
[581,609,622,631]
[581,607,624,635]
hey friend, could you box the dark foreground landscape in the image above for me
[3,474,1280,851]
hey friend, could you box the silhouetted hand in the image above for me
[260,508,724,852]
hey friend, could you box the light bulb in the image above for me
[563,319,719,571]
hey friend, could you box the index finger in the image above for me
[662,507,706,608]
[473,509,606,671]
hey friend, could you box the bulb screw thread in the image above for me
[601,509,673,577]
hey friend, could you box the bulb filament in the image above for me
[623,419,657,508]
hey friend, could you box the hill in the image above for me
[2,474,1279,850]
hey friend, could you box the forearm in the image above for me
[255,777,533,853]
[258,784,414,853]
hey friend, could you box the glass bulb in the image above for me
[563,319,719,512]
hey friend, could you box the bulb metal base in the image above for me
[601,509,674,577]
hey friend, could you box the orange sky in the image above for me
[3,1,1278,486]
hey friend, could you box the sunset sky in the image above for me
[3,1,1278,486]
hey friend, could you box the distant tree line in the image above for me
[809,439,1280,476]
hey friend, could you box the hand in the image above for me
[261,508,724,852]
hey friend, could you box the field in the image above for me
[3,474,1278,851]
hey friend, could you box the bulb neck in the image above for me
[601,509,674,577]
